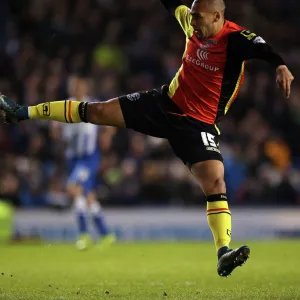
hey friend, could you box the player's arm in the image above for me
[231,30,294,98]
[160,0,194,38]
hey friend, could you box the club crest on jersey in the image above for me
[198,39,217,50]
[253,36,266,44]
[197,49,209,60]
[126,92,140,101]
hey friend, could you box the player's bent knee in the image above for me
[67,184,82,198]
[87,192,96,206]
[199,176,226,195]
[191,160,226,194]
[212,177,226,193]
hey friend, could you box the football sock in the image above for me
[206,194,231,254]
[74,195,88,234]
[90,201,109,236]
[16,100,88,123]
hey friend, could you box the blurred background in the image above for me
[0,0,300,241]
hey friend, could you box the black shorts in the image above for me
[119,87,223,168]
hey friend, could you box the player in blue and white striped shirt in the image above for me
[64,74,116,250]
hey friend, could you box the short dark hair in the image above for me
[194,0,226,12]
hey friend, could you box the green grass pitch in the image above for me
[1,240,300,299]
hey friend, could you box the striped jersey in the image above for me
[168,5,276,125]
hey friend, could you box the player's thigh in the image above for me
[168,133,225,195]
[67,164,92,196]
[81,174,97,197]
[118,89,171,138]
[88,90,169,137]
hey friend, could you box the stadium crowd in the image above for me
[1,0,300,208]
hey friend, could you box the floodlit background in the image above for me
[1,1,300,299]
[0,0,300,241]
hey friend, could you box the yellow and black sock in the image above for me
[206,193,231,256]
[18,100,89,123]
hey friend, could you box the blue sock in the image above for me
[93,214,109,236]
[77,212,88,234]
[75,196,88,235]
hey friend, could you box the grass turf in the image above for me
[0,240,300,299]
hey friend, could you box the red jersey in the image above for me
[168,5,276,125]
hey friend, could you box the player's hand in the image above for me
[276,65,294,98]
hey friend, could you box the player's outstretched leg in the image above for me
[88,193,116,250]
[0,93,126,127]
[191,160,250,277]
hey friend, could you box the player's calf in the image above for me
[191,161,230,250]
[68,183,91,250]
[190,160,249,276]
[88,193,116,247]
[86,99,126,127]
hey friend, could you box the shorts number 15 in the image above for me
[201,132,217,148]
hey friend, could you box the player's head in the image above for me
[67,74,90,100]
[190,0,225,39]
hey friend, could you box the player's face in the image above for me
[68,77,88,100]
[190,1,221,39]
